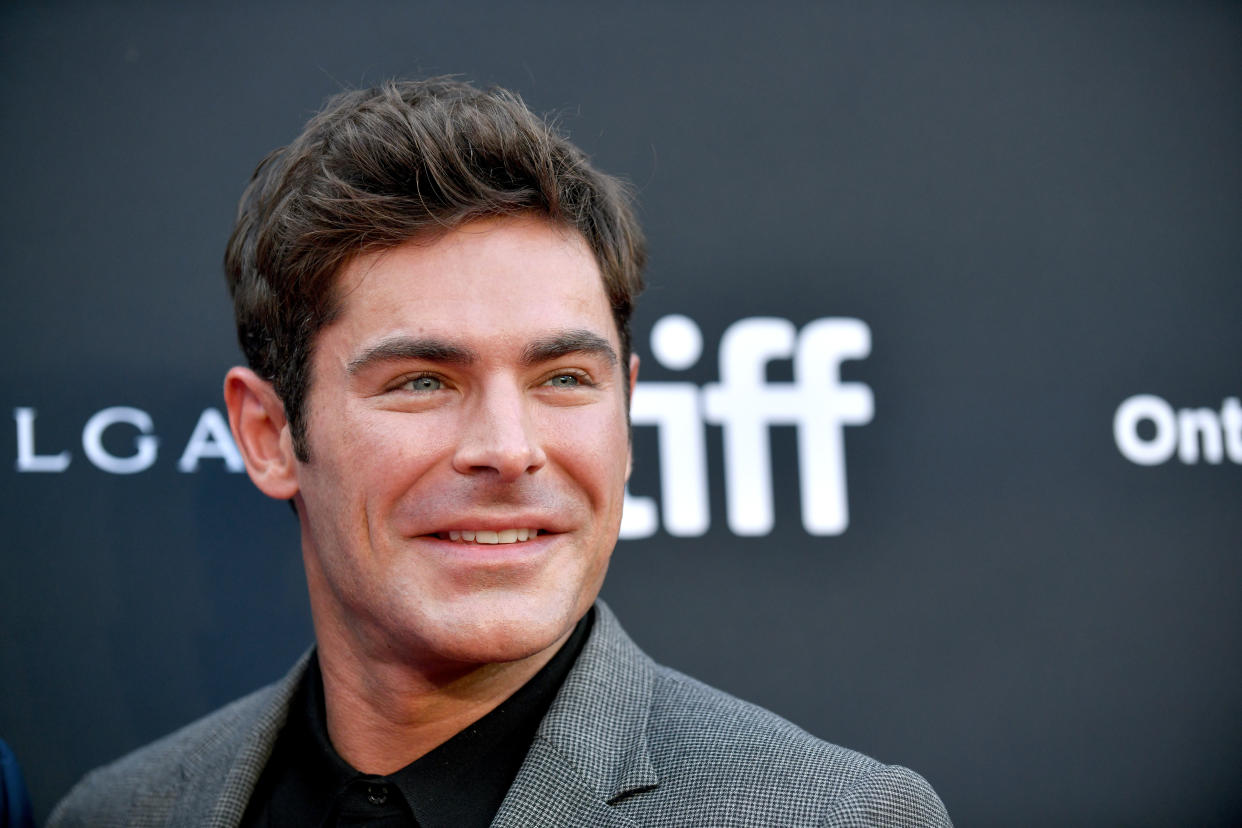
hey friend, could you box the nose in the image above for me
[451,380,547,480]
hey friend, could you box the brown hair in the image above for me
[224,78,645,460]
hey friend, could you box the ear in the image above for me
[223,366,300,500]
[625,353,640,480]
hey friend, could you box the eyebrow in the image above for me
[345,329,618,375]
[522,330,618,367]
[347,337,476,375]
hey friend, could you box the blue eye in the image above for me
[546,374,581,388]
[403,376,442,392]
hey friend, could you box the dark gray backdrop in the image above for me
[3,2,1240,825]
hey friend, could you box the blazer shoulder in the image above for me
[47,667,300,828]
[822,760,952,828]
[643,665,951,827]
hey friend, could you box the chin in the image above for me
[407,591,591,666]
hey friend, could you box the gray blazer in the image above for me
[49,604,951,827]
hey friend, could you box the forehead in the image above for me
[326,216,618,353]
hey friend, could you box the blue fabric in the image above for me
[0,739,34,828]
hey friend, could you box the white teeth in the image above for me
[443,528,540,544]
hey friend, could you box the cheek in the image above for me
[354,411,455,469]
[546,410,631,500]
[301,412,452,519]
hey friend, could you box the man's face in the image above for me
[291,216,635,670]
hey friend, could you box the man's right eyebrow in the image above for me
[346,337,476,375]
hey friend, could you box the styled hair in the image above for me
[224,77,645,460]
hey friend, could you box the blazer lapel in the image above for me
[491,603,659,827]
[490,738,641,828]
[167,651,311,828]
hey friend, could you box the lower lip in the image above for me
[417,532,558,566]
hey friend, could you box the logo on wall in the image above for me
[1113,394,1242,465]
[14,406,241,475]
[12,314,876,539]
[620,315,873,539]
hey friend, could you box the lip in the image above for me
[408,509,572,537]
[413,528,561,569]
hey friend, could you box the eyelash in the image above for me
[395,373,446,392]
[390,370,595,393]
[542,370,595,388]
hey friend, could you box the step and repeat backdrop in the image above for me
[3,3,1239,825]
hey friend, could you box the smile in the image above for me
[438,529,542,544]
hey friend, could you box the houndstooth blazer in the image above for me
[48,603,951,827]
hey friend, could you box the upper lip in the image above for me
[418,514,566,535]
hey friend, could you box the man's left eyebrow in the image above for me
[521,330,618,367]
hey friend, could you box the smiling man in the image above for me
[49,79,951,827]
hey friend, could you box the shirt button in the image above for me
[366,784,388,806]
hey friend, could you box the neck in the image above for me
[312,620,572,775]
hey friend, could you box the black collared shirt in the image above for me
[239,609,594,828]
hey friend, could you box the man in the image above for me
[50,78,951,827]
